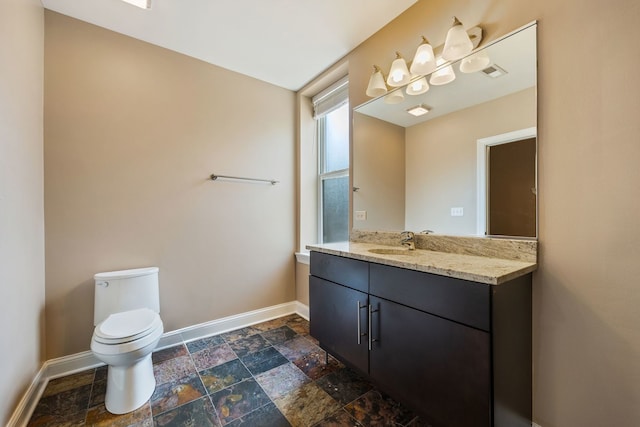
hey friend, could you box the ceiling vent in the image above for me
[481,64,508,78]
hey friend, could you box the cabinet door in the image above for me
[309,276,369,373]
[369,296,491,427]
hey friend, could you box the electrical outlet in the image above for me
[451,207,464,217]
[355,210,367,221]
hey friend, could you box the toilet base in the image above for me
[105,353,156,414]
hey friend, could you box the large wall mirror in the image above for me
[353,22,537,238]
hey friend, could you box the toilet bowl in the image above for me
[91,308,163,414]
[90,267,163,414]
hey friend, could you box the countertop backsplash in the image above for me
[350,230,537,263]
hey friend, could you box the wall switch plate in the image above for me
[451,207,464,217]
[355,210,367,221]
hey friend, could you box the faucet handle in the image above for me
[400,231,416,250]
[400,230,414,240]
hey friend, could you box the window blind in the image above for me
[312,76,349,119]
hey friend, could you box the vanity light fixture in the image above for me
[460,49,491,73]
[365,16,483,97]
[406,104,430,117]
[442,16,474,61]
[406,76,429,95]
[121,0,151,8]
[409,36,437,75]
[384,89,404,104]
[429,57,456,86]
[366,65,388,97]
[386,52,411,87]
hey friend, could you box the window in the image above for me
[313,77,349,243]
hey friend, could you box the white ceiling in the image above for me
[41,0,417,91]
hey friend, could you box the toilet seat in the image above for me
[91,317,163,358]
[93,308,162,345]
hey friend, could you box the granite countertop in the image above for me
[306,241,537,285]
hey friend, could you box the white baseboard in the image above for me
[45,351,104,380]
[8,300,309,427]
[157,301,301,348]
[296,300,309,320]
[5,368,46,427]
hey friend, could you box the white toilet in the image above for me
[90,267,164,414]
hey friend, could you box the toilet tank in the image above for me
[94,267,160,325]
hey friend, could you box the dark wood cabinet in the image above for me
[309,276,368,373]
[309,251,532,427]
[370,296,491,426]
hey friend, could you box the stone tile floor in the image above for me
[28,314,430,426]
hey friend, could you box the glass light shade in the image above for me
[409,37,436,75]
[384,89,404,104]
[386,53,411,87]
[122,0,151,8]
[429,57,456,86]
[366,66,387,97]
[460,49,491,73]
[442,17,473,61]
[406,77,429,96]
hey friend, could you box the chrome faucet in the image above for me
[400,231,415,250]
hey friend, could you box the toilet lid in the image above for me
[94,308,161,344]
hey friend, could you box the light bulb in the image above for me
[442,17,473,61]
[429,57,456,86]
[410,36,436,76]
[459,49,491,73]
[366,65,387,97]
[384,89,404,104]
[121,0,151,9]
[386,52,411,87]
[406,77,429,96]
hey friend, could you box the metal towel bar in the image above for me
[210,174,279,185]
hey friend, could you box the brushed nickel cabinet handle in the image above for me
[357,301,367,344]
[368,304,379,351]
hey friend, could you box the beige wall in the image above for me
[353,113,405,231]
[44,12,296,359]
[6,1,637,425]
[0,0,45,424]
[406,88,535,234]
[343,0,640,425]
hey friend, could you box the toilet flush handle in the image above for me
[96,281,109,287]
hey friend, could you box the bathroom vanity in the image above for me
[307,239,536,427]
[331,20,539,426]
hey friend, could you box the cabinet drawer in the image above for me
[310,252,369,293]
[369,263,490,331]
